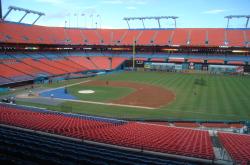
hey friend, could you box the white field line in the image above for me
[38,80,91,93]
[42,97,156,110]
[39,79,155,109]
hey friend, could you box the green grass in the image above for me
[16,71,250,121]
[41,78,91,88]
[67,85,134,102]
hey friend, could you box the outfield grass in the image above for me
[16,71,250,121]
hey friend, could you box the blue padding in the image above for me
[39,88,76,100]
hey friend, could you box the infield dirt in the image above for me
[82,80,175,108]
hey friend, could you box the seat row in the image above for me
[218,132,250,165]
[0,105,215,160]
[0,56,126,85]
[1,22,249,47]
[0,126,196,165]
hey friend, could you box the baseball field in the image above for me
[16,71,250,121]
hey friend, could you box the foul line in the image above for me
[38,79,156,109]
[42,97,156,110]
[38,80,92,93]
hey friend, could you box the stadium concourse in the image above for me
[1,10,250,165]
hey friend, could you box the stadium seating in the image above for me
[89,56,111,70]
[172,29,189,46]
[4,61,48,77]
[1,54,130,84]
[227,61,245,65]
[0,63,27,78]
[154,30,174,45]
[206,29,225,46]
[0,55,125,85]
[98,29,112,45]
[121,30,141,45]
[0,63,34,82]
[229,123,244,128]
[144,121,169,126]
[168,58,185,63]
[0,50,248,86]
[226,30,245,47]
[56,58,87,71]
[111,57,126,69]
[25,52,46,59]
[218,132,250,165]
[0,59,17,64]
[136,30,156,45]
[22,58,66,75]
[81,30,100,45]
[0,104,215,160]
[48,27,67,44]
[188,58,204,63]
[0,22,249,47]
[174,122,200,128]
[202,123,230,128]
[246,30,250,46]
[66,29,84,45]
[0,22,24,43]
[39,59,79,73]
[151,58,166,62]
[207,59,225,64]
[189,29,207,46]
[0,126,197,165]
[66,56,98,70]
[0,76,12,85]
[111,29,127,44]
[135,57,148,61]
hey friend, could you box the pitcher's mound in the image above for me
[78,90,95,94]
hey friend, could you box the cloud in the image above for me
[46,11,67,19]
[135,1,147,5]
[101,0,123,4]
[202,9,226,14]
[35,0,65,5]
[101,0,148,5]
[126,6,136,10]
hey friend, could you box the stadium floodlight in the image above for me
[3,6,45,25]
[225,15,250,28]
[123,16,178,29]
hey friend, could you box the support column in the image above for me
[3,8,13,20]
[246,17,249,28]
[32,15,42,25]
[157,19,161,28]
[19,12,29,23]
[126,20,130,29]
[226,18,230,29]
[141,19,145,29]
[0,0,2,19]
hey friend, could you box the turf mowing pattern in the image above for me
[16,71,250,121]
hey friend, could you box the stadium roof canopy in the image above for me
[123,16,179,29]
[3,6,45,25]
[225,15,250,28]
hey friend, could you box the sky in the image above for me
[1,0,250,29]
